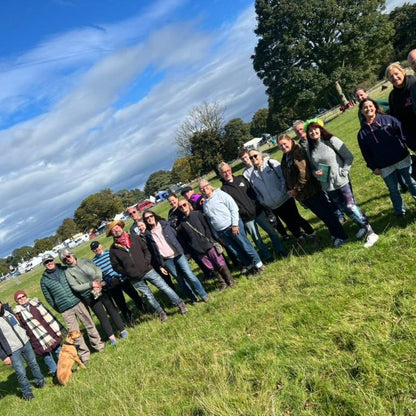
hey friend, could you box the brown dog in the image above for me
[56,330,87,386]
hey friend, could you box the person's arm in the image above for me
[65,268,93,294]
[330,136,354,176]
[40,280,58,312]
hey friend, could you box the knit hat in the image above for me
[14,290,27,302]
[303,118,324,133]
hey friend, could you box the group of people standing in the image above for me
[2,53,416,402]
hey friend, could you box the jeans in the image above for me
[11,341,44,397]
[273,198,314,238]
[303,192,348,240]
[164,255,208,299]
[255,211,286,254]
[217,219,263,268]
[244,219,273,261]
[382,166,416,214]
[132,269,182,314]
[43,345,61,375]
[328,183,373,233]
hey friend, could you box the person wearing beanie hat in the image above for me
[13,290,63,380]
[0,299,45,400]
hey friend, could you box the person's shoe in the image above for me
[178,301,189,314]
[364,233,379,248]
[120,330,128,339]
[35,379,46,389]
[355,228,367,239]
[110,339,117,346]
[333,238,346,248]
[338,215,346,225]
[159,310,168,323]
[219,283,228,292]
[400,184,408,194]
[23,394,35,401]
[395,211,406,217]
[202,296,209,302]
[282,235,291,241]
[256,265,266,275]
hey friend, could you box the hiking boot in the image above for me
[159,310,168,323]
[35,379,46,389]
[178,301,189,314]
[333,238,346,248]
[23,394,35,401]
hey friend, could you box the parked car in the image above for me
[137,200,154,212]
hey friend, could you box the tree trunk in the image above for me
[335,81,349,106]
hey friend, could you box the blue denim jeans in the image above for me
[164,255,208,300]
[382,166,416,215]
[11,341,44,397]
[303,192,348,240]
[43,345,61,375]
[217,219,262,268]
[254,211,286,254]
[132,269,182,314]
[244,219,273,261]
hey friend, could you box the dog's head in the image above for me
[65,330,83,344]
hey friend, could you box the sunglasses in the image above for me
[16,295,27,301]
[64,255,73,260]
[144,215,154,220]
[249,154,259,160]
[179,203,188,208]
[128,210,137,216]
[43,259,54,265]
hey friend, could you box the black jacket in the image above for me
[221,175,259,222]
[109,234,152,280]
[178,211,213,255]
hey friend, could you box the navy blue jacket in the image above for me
[357,114,409,171]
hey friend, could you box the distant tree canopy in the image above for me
[12,246,36,264]
[389,3,416,62]
[171,156,194,183]
[56,218,79,241]
[74,189,124,232]
[115,188,146,208]
[250,109,269,137]
[33,237,56,255]
[252,0,393,131]
[222,118,251,161]
[144,170,173,196]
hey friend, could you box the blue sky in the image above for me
[0,0,413,259]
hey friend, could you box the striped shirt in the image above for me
[92,250,125,284]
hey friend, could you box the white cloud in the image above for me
[0,3,267,257]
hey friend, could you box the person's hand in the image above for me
[315,170,324,177]
[231,225,239,235]
[287,190,296,198]
[3,357,11,365]
[160,267,169,275]
[373,168,381,176]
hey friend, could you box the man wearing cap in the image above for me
[90,241,146,326]
[0,299,45,401]
[107,220,188,322]
[181,186,204,210]
[40,253,104,364]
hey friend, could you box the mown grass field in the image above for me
[2,90,416,415]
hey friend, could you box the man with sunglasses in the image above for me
[126,205,142,236]
[40,254,104,364]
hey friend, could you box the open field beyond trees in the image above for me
[1,93,416,415]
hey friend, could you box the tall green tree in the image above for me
[56,218,79,241]
[252,0,393,131]
[74,189,124,231]
[190,130,223,174]
[33,237,55,255]
[222,118,251,161]
[144,170,172,196]
[250,108,269,137]
[171,156,194,183]
[389,3,416,62]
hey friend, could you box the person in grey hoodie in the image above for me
[247,149,315,242]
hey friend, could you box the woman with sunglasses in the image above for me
[143,210,209,303]
[13,289,63,380]
[177,200,235,291]
[247,149,315,244]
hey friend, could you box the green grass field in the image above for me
[1,97,416,415]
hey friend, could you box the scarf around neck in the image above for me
[115,231,131,248]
